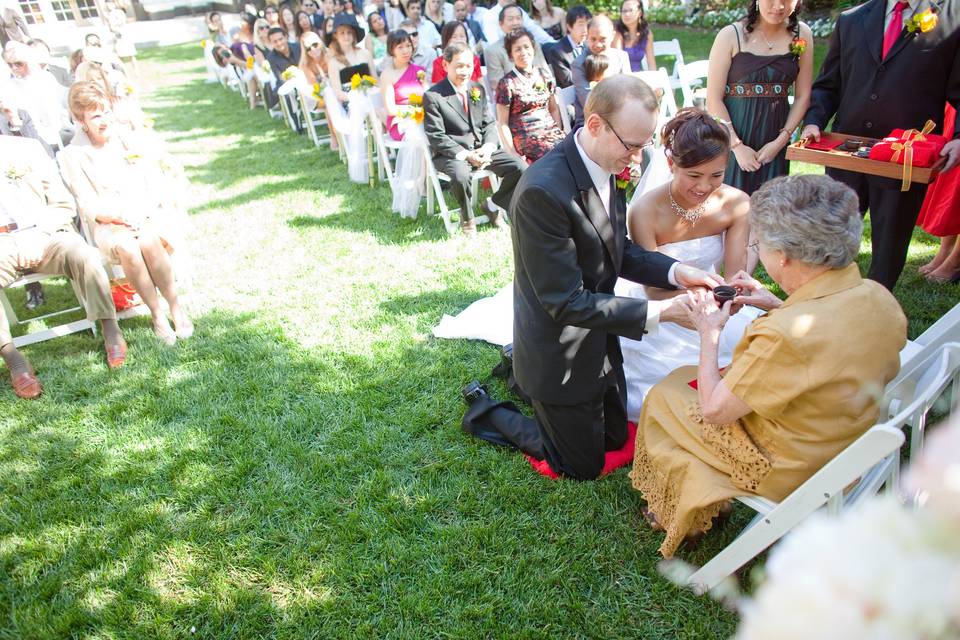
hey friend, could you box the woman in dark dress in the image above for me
[706,0,813,194]
[326,12,376,103]
[495,29,564,163]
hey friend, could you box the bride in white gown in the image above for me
[618,108,759,420]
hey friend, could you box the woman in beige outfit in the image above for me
[59,81,192,346]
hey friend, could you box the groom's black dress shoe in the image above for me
[491,343,513,379]
[462,379,488,405]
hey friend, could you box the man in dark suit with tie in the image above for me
[802,0,960,291]
[460,76,717,479]
[423,42,527,235]
[543,4,591,89]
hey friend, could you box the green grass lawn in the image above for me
[0,40,954,639]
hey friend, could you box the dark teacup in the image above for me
[713,286,737,305]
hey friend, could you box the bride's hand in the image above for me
[686,288,731,338]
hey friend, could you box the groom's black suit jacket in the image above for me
[510,132,678,406]
[805,0,960,141]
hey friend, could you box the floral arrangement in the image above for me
[260,60,271,74]
[281,66,301,82]
[312,82,326,107]
[245,56,254,70]
[396,104,424,124]
[5,163,27,183]
[350,73,377,91]
[409,93,423,106]
[469,87,481,103]
[789,37,807,58]
[416,69,426,83]
[906,8,938,34]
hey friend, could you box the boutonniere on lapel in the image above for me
[416,69,426,83]
[5,163,28,184]
[906,7,938,34]
[470,87,482,103]
[789,37,807,58]
[533,80,546,92]
[615,166,632,190]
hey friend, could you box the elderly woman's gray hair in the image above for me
[749,174,862,268]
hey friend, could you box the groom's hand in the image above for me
[657,295,695,330]
[674,264,722,291]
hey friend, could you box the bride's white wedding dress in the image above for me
[616,233,763,421]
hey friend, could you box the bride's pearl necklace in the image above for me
[669,181,705,226]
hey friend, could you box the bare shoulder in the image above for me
[797,21,813,41]
[717,184,751,219]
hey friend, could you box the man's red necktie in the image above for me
[883,1,909,59]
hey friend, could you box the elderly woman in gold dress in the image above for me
[630,174,907,558]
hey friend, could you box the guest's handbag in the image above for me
[110,278,141,311]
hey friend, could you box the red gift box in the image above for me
[869,138,940,168]
[890,127,948,153]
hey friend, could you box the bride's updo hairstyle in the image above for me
[661,107,731,168]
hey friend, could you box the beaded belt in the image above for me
[725,82,790,98]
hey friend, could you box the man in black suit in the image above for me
[265,27,303,80]
[461,76,717,479]
[802,0,960,291]
[423,42,527,235]
[543,4,591,89]
[453,0,486,48]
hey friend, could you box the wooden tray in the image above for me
[786,132,933,184]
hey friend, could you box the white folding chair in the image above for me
[883,341,960,459]
[277,79,304,134]
[557,85,576,134]
[686,342,960,592]
[295,85,332,147]
[232,65,248,100]
[0,274,96,348]
[677,59,709,108]
[417,136,500,234]
[632,69,678,122]
[652,38,687,91]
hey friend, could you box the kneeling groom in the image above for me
[462,76,718,479]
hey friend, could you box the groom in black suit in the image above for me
[802,0,960,290]
[423,42,527,235]
[461,76,717,480]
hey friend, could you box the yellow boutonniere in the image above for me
[470,87,481,103]
[907,8,938,33]
[245,56,254,70]
[789,37,807,57]
[280,66,298,81]
[5,163,27,182]
[125,153,141,165]
[200,39,208,48]
[409,92,423,106]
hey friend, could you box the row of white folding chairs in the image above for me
[687,325,960,592]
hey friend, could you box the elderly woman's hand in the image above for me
[686,287,730,339]
[729,270,783,311]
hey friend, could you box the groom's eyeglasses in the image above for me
[600,116,652,154]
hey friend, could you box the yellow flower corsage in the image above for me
[906,8,938,33]
[470,87,481,103]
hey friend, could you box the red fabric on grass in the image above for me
[525,421,638,479]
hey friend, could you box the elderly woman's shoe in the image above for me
[105,340,128,369]
[153,319,177,346]
[11,370,42,399]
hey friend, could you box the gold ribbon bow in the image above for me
[890,140,914,192]
[898,119,936,142]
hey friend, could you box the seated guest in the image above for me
[279,4,298,44]
[326,12,376,103]
[452,0,485,49]
[630,174,907,558]
[264,5,281,29]
[0,86,53,157]
[484,6,545,95]
[583,52,610,85]
[404,0,441,50]
[402,19,437,71]
[0,136,128,400]
[59,82,192,346]
[233,14,264,109]
[611,0,654,72]
[27,38,71,87]
[543,4,590,89]
[206,11,231,46]
[381,30,427,141]
[422,0,450,36]
[295,9,316,40]
[423,42,526,235]
[571,14,630,127]
[529,0,565,40]
[480,0,553,46]
[75,46,146,131]
[365,8,389,61]
[430,20,480,83]
[321,15,336,46]
[3,41,70,147]
[495,28,563,163]
[299,29,329,84]
[266,25,303,81]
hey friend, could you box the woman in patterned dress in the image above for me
[494,29,564,164]
[706,0,813,194]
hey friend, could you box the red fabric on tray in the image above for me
[804,135,844,151]
[869,138,940,167]
[525,421,637,479]
[889,128,949,150]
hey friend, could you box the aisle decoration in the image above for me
[391,93,427,218]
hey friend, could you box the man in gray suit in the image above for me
[571,14,632,128]
[483,4,546,95]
